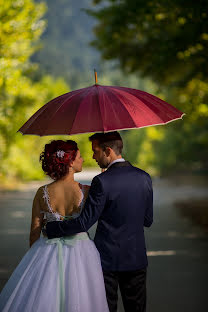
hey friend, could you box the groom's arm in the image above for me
[46,176,106,239]
[144,173,153,227]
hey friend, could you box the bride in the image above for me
[0,140,109,312]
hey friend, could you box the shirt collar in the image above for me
[107,158,125,169]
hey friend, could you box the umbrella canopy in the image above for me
[18,83,185,136]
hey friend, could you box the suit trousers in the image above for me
[103,268,147,312]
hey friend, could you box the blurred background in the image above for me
[0,1,208,311]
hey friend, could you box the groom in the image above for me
[46,131,153,312]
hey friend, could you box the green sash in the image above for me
[46,233,90,312]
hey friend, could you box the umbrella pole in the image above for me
[94,69,98,84]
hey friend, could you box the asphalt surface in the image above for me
[0,175,208,312]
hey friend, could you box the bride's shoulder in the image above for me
[34,184,49,200]
[31,185,46,208]
[35,185,44,196]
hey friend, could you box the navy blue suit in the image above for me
[46,161,153,271]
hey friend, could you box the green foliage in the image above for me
[32,0,101,89]
[0,0,47,181]
[89,0,208,86]
[0,0,76,184]
[88,0,208,174]
[32,0,150,90]
[0,0,46,142]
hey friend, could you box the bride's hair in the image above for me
[40,140,78,180]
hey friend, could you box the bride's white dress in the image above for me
[0,184,109,312]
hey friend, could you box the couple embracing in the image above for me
[0,131,153,312]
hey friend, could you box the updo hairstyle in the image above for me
[40,140,78,180]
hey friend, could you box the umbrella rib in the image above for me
[41,88,90,136]
[140,92,181,119]
[68,87,94,134]
[19,88,84,134]
[133,91,178,121]
[96,86,105,132]
[105,87,141,127]
[18,101,51,134]
[114,86,182,122]
[111,86,178,124]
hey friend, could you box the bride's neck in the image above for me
[59,169,75,183]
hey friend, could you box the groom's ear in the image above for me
[104,147,111,157]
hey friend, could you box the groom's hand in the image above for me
[46,221,63,239]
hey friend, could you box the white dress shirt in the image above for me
[107,158,125,169]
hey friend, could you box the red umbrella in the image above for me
[18,72,185,136]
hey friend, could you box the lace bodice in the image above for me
[40,184,85,222]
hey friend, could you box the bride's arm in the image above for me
[29,188,44,247]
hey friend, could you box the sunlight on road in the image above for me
[147,250,177,256]
[10,211,28,218]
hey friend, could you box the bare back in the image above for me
[40,181,89,217]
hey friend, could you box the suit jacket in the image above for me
[46,161,153,271]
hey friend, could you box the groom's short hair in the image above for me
[89,131,123,155]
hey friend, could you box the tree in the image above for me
[0,0,47,154]
[87,0,208,173]
[89,0,208,86]
[32,0,100,89]
[0,1,72,184]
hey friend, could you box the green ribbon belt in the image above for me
[46,233,90,312]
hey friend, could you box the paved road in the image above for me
[0,175,208,311]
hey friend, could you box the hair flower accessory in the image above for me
[56,150,65,158]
